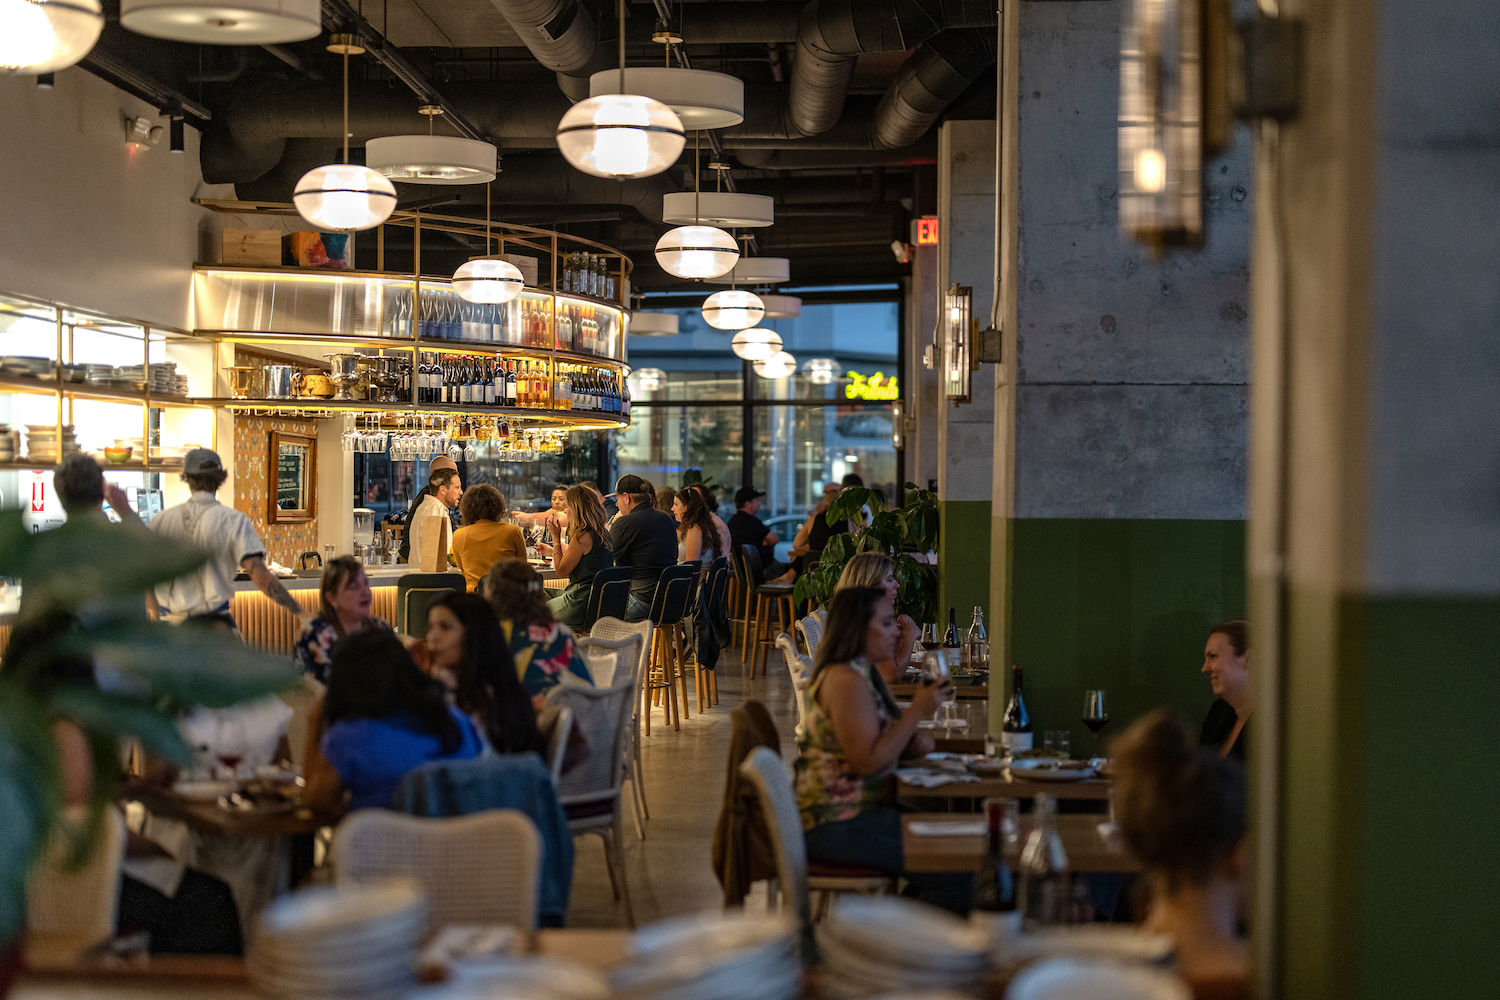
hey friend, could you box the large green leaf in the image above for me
[0,681,62,945]
[65,623,300,709]
[46,686,191,765]
[0,511,209,609]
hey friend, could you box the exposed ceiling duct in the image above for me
[873,29,997,149]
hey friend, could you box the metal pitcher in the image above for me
[264,364,300,399]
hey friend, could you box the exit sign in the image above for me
[912,216,940,245]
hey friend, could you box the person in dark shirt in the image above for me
[608,474,679,621]
[790,481,851,574]
[1199,619,1250,762]
[728,486,794,584]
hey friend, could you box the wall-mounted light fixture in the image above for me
[943,284,974,402]
[123,114,162,150]
[891,399,905,450]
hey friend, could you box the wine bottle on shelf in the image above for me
[1018,794,1071,928]
[505,359,517,407]
[484,359,497,405]
[971,799,1015,914]
[942,607,961,663]
[1001,664,1033,753]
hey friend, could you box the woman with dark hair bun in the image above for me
[423,592,544,756]
[1200,619,1251,760]
[1111,709,1248,979]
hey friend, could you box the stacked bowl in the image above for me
[818,897,991,998]
[611,911,801,1000]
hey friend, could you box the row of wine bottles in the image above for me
[560,252,618,300]
[379,288,618,355]
[396,353,629,416]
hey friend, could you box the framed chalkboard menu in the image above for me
[268,430,316,524]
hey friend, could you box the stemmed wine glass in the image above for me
[1082,689,1109,757]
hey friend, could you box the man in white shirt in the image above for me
[407,467,463,573]
[146,449,309,630]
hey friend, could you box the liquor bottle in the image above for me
[561,253,573,293]
[971,799,1015,913]
[1018,794,1071,928]
[1001,664,1033,753]
[621,379,631,421]
[942,607,961,663]
[560,365,573,410]
[965,607,989,672]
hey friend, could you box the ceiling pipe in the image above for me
[873,29,997,148]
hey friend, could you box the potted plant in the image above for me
[0,509,298,987]
[793,482,939,622]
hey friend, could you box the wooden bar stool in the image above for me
[695,557,730,711]
[740,545,795,678]
[728,555,753,662]
[641,565,697,733]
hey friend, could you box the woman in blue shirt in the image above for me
[307,630,482,813]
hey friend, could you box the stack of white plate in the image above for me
[611,910,801,1000]
[26,424,78,463]
[993,925,1175,972]
[1007,958,1190,1000]
[84,364,114,384]
[172,373,190,396]
[818,897,990,999]
[248,880,426,999]
[148,362,178,394]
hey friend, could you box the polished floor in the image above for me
[566,643,800,927]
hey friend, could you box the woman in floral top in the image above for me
[481,558,593,705]
[795,586,967,910]
[294,556,392,683]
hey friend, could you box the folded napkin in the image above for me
[896,767,981,788]
[908,820,987,837]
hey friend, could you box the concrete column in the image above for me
[1250,2,1500,994]
[904,165,942,495]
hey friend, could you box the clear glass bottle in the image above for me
[1018,794,1071,928]
[965,606,988,671]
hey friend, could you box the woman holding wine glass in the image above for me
[1199,619,1251,761]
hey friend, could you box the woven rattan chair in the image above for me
[795,615,823,663]
[540,704,573,785]
[774,633,813,741]
[333,809,542,931]
[576,633,644,689]
[587,617,653,837]
[546,678,637,926]
[26,805,125,944]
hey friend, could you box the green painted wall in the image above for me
[937,500,993,632]
[999,518,1246,754]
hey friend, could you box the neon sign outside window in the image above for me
[845,371,900,401]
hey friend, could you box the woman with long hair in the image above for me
[294,556,391,683]
[543,485,613,630]
[687,483,732,558]
[1112,709,1248,979]
[672,487,720,565]
[482,559,592,704]
[305,630,482,813]
[793,587,961,909]
[832,552,918,684]
[1199,620,1251,761]
[424,592,544,756]
[451,483,527,593]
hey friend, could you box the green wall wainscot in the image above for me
[937,500,994,630]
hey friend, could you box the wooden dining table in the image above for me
[898,771,1114,802]
[902,813,1140,873]
[128,788,324,839]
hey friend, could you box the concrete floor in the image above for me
[565,645,800,928]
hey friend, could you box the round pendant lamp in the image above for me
[730,327,782,362]
[630,312,679,337]
[753,351,797,380]
[656,225,738,279]
[1,0,103,74]
[453,258,523,304]
[556,93,684,179]
[701,289,764,331]
[589,67,744,130]
[759,294,802,319]
[802,357,837,384]
[295,36,397,233]
[635,367,666,392]
[705,256,790,285]
[662,191,772,228]
[119,0,318,43]
[367,134,497,185]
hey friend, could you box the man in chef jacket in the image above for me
[407,467,463,573]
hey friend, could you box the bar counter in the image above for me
[232,567,404,656]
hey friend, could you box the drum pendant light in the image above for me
[730,327,782,362]
[556,0,684,179]
[1,0,104,74]
[701,289,764,331]
[657,132,737,279]
[753,351,797,380]
[119,0,318,44]
[453,181,523,304]
[294,35,397,233]
[367,104,498,186]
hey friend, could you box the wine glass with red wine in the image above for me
[1082,689,1109,757]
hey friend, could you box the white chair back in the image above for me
[546,679,634,806]
[576,633,644,689]
[774,633,813,740]
[540,704,573,785]
[586,616,652,685]
[333,809,542,931]
[738,747,810,928]
[812,608,827,628]
[26,805,126,942]
[796,615,823,662]
[281,674,325,771]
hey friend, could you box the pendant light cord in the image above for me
[618,0,626,94]
[342,51,350,164]
[694,130,700,223]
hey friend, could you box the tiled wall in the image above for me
[232,348,323,568]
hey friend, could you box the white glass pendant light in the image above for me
[1,0,103,74]
[119,0,318,44]
[589,67,743,130]
[630,312,679,337]
[753,351,796,380]
[730,327,782,362]
[701,289,763,331]
[662,191,771,228]
[759,294,801,319]
[294,35,397,233]
[557,1,683,179]
[656,225,738,279]
[635,368,666,392]
[452,174,522,304]
[802,357,836,384]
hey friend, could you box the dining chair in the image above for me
[26,805,125,944]
[812,607,828,628]
[540,704,573,785]
[395,572,465,637]
[576,633,643,689]
[729,548,753,663]
[690,557,730,711]
[546,678,638,926]
[577,565,634,634]
[643,565,697,732]
[333,809,542,932]
[738,747,894,927]
[281,674,325,772]
[587,617,653,837]
[741,545,795,679]
[795,614,823,663]
[773,633,813,741]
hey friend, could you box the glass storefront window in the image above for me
[752,402,897,523]
[617,405,743,515]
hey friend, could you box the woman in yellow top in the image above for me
[451,483,526,592]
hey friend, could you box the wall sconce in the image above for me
[943,284,973,402]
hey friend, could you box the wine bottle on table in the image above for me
[971,799,1015,914]
[1001,664,1033,753]
[1018,793,1071,928]
[942,607,961,663]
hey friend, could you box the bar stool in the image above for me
[730,549,755,666]
[576,566,634,635]
[695,557,730,711]
[740,545,795,678]
[642,564,697,733]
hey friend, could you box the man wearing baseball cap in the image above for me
[729,486,794,584]
[146,448,311,630]
[609,474,678,621]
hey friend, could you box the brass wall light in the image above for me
[943,284,974,402]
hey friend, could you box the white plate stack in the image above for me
[248,880,426,1000]
[611,910,801,1000]
[84,364,114,385]
[148,362,179,394]
[1007,958,1190,1000]
[818,897,991,999]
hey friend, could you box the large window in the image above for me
[616,405,743,516]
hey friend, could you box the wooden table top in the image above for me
[902,813,1140,874]
[898,772,1114,801]
[131,789,324,838]
[890,683,990,700]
